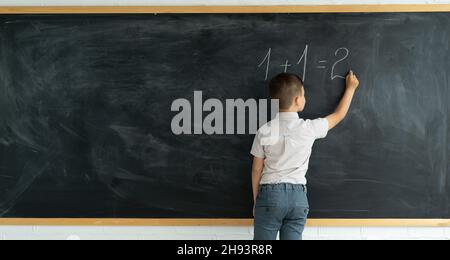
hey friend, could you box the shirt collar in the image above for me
[277,112,300,120]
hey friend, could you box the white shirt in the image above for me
[251,112,329,185]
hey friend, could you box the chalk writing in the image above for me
[258,45,350,82]
[297,45,308,82]
[258,48,272,81]
[280,60,292,73]
[331,48,350,80]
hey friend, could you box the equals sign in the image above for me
[317,60,327,69]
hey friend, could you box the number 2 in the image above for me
[331,47,349,80]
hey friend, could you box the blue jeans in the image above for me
[254,183,309,240]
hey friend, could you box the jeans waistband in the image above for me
[260,183,307,192]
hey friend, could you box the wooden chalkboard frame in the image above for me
[0,5,449,227]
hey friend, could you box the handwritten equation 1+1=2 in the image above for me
[258,45,350,82]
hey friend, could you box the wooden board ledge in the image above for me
[0,5,449,14]
[0,219,449,226]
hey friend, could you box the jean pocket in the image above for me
[294,190,309,208]
[291,207,310,221]
[256,189,282,207]
[254,204,284,228]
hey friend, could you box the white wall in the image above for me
[1,226,450,240]
[0,0,449,240]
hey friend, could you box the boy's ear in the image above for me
[294,95,301,106]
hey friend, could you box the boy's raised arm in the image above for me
[326,71,360,130]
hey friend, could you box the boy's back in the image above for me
[251,113,328,185]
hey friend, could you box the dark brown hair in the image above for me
[269,73,304,110]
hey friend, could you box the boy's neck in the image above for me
[279,109,299,113]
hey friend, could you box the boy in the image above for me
[251,71,360,240]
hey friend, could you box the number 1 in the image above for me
[258,48,272,81]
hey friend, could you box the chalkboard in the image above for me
[0,11,449,220]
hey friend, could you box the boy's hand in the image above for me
[346,70,360,91]
[326,70,360,130]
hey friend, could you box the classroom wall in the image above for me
[0,0,449,240]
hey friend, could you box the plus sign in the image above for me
[280,60,292,73]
